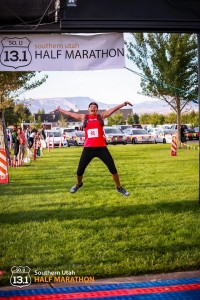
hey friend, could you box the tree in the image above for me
[140,113,151,125]
[181,110,199,127]
[37,108,45,114]
[126,113,140,124]
[125,33,198,141]
[4,102,32,126]
[126,114,135,124]
[150,113,165,127]
[133,113,140,124]
[165,112,177,124]
[0,71,47,161]
[58,114,68,128]
[35,115,42,130]
[107,112,124,125]
[188,110,199,127]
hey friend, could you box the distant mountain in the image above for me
[25,97,110,113]
[19,97,198,115]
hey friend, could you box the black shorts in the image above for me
[77,147,117,176]
[14,141,19,156]
[28,137,34,149]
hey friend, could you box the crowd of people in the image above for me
[7,124,47,165]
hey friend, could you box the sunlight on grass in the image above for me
[0,144,199,285]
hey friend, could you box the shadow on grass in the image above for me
[1,179,193,196]
[0,199,199,225]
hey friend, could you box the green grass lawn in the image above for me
[0,144,199,285]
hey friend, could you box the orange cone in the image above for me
[0,148,9,184]
[171,136,177,156]
[33,138,37,160]
[47,137,50,152]
[59,136,62,148]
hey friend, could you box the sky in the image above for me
[21,33,156,105]
[21,68,154,105]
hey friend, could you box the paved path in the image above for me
[1,270,200,299]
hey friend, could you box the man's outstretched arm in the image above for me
[101,101,133,119]
[53,107,85,122]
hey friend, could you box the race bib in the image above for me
[87,128,98,138]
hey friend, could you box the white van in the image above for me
[46,130,69,147]
[61,127,76,134]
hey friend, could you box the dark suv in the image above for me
[171,124,189,130]
[171,124,199,140]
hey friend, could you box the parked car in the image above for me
[153,129,177,144]
[62,128,76,134]
[115,124,143,132]
[66,131,85,146]
[115,125,133,133]
[184,128,199,140]
[169,124,199,140]
[147,128,160,135]
[104,127,127,145]
[46,131,68,147]
[124,128,156,144]
[171,124,190,130]
[162,124,173,129]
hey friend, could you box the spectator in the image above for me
[180,125,186,143]
[17,127,26,161]
[27,129,37,158]
[25,126,31,143]
[8,129,13,149]
[40,124,46,141]
[39,134,46,155]
[12,126,19,164]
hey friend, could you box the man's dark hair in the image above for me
[88,102,98,108]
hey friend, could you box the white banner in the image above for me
[0,33,124,71]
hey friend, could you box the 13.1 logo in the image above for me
[0,37,32,69]
[10,266,31,288]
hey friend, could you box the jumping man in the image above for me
[54,101,133,196]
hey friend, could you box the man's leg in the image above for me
[98,147,130,196]
[70,148,94,193]
[77,175,83,185]
[112,173,121,189]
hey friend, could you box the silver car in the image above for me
[153,129,176,144]
[124,128,156,144]
[46,131,69,147]
[66,131,85,146]
[104,127,127,145]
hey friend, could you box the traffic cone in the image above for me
[33,138,37,161]
[47,137,50,152]
[52,137,55,149]
[170,136,177,156]
[0,148,9,184]
[59,136,62,148]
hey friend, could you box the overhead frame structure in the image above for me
[0,0,200,33]
[0,0,199,105]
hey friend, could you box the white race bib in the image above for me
[87,128,99,138]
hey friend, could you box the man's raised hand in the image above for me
[124,101,133,106]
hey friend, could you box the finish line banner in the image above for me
[0,33,124,71]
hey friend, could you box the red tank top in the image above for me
[84,114,106,147]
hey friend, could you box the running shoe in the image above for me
[116,187,130,196]
[70,183,83,193]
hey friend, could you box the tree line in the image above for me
[4,100,199,129]
[108,111,199,128]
